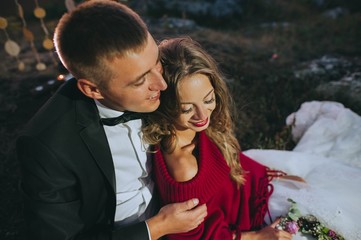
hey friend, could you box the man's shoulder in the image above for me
[21,78,93,137]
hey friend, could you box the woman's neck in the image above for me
[164,129,199,182]
[175,129,197,150]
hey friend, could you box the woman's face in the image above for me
[174,73,216,132]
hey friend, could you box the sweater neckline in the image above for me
[154,131,231,203]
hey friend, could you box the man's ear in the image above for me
[77,79,104,100]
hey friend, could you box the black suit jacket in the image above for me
[16,78,149,240]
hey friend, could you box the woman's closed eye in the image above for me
[204,97,215,104]
[181,107,193,114]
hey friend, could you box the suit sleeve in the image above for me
[17,135,149,240]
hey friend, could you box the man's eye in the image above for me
[133,77,146,87]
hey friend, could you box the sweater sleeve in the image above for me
[239,153,273,229]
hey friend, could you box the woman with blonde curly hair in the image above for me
[142,37,292,240]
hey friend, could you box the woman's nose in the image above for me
[194,105,208,120]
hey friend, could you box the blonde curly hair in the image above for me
[142,37,245,186]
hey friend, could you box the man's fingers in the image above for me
[191,198,199,208]
[190,203,207,221]
[177,198,207,223]
[182,198,199,211]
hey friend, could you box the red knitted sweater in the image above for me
[153,131,272,240]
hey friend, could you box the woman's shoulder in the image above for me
[239,152,268,175]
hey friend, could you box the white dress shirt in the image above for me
[95,100,154,230]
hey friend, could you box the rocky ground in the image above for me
[1,1,361,239]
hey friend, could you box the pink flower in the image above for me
[328,230,337,238]
[285,221,299,234]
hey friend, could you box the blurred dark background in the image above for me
[1,0,360,239]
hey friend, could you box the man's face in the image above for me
[98,33,167,112]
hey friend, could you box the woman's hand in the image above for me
[241,219,293,240]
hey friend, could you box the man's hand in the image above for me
[146,198,207,239]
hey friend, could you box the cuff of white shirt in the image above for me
[145,221,152,240]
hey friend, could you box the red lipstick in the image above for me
[192,118,208,127]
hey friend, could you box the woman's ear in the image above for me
[77,79,104,99]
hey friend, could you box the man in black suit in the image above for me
[16,1,207,239]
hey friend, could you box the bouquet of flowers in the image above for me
[276,199,345,240]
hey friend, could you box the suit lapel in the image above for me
[72,82,116,193]
[80,122,116,193]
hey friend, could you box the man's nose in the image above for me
[149,70,167,91]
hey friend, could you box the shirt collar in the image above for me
[94,100,125,119]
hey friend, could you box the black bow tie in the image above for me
[101,111,144,126]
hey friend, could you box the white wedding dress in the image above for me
[244,101,361,240]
